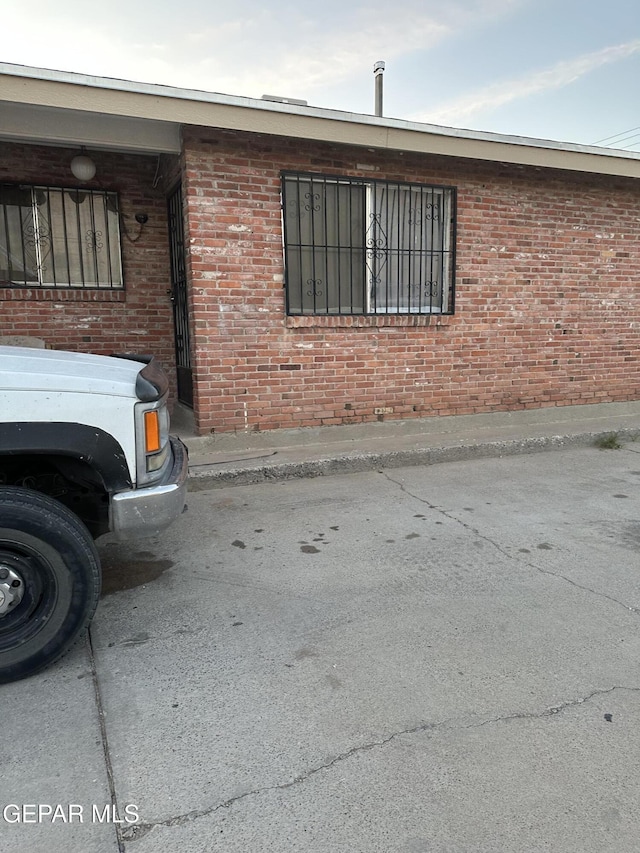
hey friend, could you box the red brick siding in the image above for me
[0,143,177,396]
[182,127,640,434]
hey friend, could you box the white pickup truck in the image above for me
[0,346,188,683]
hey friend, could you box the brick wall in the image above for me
[183,127,640,435]
[0,142,177,396]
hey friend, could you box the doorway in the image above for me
[167,184,193,407]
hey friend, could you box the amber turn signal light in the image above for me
[144,410,161,453]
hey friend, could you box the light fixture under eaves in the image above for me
[70,149,96,182]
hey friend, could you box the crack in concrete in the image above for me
[121,720,433,841]
[380,471,640,618]
[122,686,640,841]
[87,629,126,853]
[467,685,640,728]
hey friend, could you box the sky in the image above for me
[3,0,640,150]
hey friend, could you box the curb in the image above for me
[186,427,640,489]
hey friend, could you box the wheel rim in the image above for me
[0,564,25,614]
[0,540,59,651]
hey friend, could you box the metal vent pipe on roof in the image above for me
[374,61,385,117]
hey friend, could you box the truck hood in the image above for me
[0,346,145,398]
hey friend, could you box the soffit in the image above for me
[0,102,180,154]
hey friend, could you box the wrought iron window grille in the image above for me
[282,171,456,316]
[0,184,123,289]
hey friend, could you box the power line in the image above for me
[599,131,640,148]
[593,125,640,145]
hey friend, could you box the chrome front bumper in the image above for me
[110,437,188,539]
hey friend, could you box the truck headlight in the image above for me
[136,401,171,484]
[146,443,170,473]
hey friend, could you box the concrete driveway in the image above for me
[2,444,640,852]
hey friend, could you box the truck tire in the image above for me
[0,487,101,683]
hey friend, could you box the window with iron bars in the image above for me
[0,184,123,289]
[282,172,456,315]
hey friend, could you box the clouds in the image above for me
[181,6,450,98]
[411,39,640,128]
[2,0,638,145]
[2,0,519,102]
[175,0,522,99]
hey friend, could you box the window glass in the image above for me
[283,173,455,316]
[0,185,123,289]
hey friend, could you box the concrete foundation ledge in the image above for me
[186,425,640,489]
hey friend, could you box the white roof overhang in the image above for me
[2,62,640,179]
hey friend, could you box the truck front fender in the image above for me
[0,422,132,491]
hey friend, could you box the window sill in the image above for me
[285,314,454,329]
[0,288,126,303]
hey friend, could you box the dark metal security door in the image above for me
[167,184,193,407]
